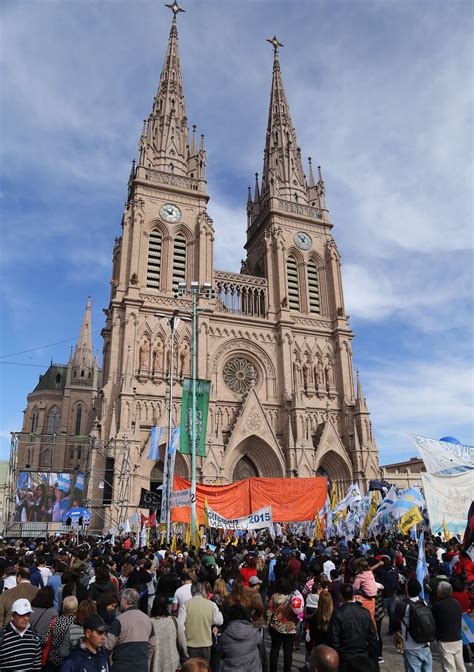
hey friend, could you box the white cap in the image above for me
[11,599,34,615]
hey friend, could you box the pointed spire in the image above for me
[247,186,252,211]
[72,296,94,372]
[308,157,315,188]
[254,172,260,203]
[137,2,189,175]
[191,124,197,156]
[260,36,307,204]
[355,370,369,413]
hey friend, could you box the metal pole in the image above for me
[165,316,175,542]
[190,288,198,540]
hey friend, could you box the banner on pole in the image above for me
[205,504,273,532]
[170,488,195,508]
[139,488,161,509]
[422,471,474,536]
[411,435,474,475]
[399,505,423,535]
[179,378,211,457]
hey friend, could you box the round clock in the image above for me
[160,203,182,223]
[294,231,312,250]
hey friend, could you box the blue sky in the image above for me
[1,0,473,464]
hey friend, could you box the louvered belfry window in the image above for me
[287,255,300,311]
[172,233,187,293]
[146,230,162,289]
[307,259,320,314]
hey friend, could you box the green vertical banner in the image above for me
[179,378,211,457]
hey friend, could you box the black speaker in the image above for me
[103,457,115,504]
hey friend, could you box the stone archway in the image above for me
[224,434,285,480]
[233,455,259,481]
[316,449,352,497]
[150,461,163,493]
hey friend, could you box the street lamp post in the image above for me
[178,281,212,540]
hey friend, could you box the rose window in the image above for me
[223,357,258,394]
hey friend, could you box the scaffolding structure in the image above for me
[3,432,132,536]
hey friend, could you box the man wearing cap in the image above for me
[0,566,39,627]
[0,598,41,671]
[60,614,110,672]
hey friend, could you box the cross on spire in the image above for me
[165,1,185,18]
[266,35,284,55]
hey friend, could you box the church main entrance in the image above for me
[232,455,259,481]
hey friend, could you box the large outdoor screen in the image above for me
[14,471,85,523]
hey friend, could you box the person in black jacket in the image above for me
[60,613,110,672]
[327,583,379,672]
[88,566,118,603]
[431,581,466,672]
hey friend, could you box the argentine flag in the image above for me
[147,426,164,460]
[392,487,425,520]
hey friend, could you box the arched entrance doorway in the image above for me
[233,455,259,481]
[316,450,352,497]
[150,461,163,493]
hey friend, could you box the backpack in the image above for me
[404,599,436,644]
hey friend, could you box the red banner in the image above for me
[171,476,327,523]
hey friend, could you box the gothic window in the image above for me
[55,372,62,388]
[307,259,320,314]
[30,407,39,433]
[223,357,258,395]
[74,405,82,436]
[286,255,300,311]
[172,233,187,293]
[80,370,84,378]
[46,407,61,434]
[40,448,51,467]
[146,229,162,289]
[169,163,174,173]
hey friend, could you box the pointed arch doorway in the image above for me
[233,455,259,481]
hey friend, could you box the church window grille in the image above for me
[146,230,162,289]
[307,259,320,314]
[172,233,187,293]
[223,357,258,395]
[46,407,60,434]
[286,255,300,311]
[75,405,82,436]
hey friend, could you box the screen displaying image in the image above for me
[14,471,85,523]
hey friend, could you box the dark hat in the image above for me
[83,614,109,633]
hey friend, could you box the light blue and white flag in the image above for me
[392,488,425,520]
[168,427,180,456]
[57,473,71,492]
[461,614,474,645]
[140,524,147,548]
[333,483,361,514]
[147,426,164,460]
[75,473,84,490]
[416,530,428,601]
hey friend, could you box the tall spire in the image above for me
[137,1,189,175]
[72,296,94,373]
[260,36,307,204]
[355,370,369,414]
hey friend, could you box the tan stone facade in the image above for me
[15,7,380,524]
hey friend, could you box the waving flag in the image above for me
[416,531,428,600]
[147,426,164,460]
[168,427,180,456]
[333,483,361,514]
[392,488,425,520]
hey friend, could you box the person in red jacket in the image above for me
[239,556,257,587]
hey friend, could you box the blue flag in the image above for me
[416,530,428,600]
[168,427,180,456]
[147,426,164,460]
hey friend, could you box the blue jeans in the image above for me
[403,646,432,672]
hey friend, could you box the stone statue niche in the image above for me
[152,338,164,374]
[325,358,335,389]
[179,342,191,379]
[138,339,150,372]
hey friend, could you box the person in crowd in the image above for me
[59,598,97,658]
[173,572,194,616]
[62,569,89,604]
[43,595,79,671]
[308,644,339,672]
[309,589,333,650]
[222,579,251,628]
[392,578,433,672]
[181,658,210,672]
[376,555,399,633]
[88,565,118,603]
[328,569,342,610]
[96,591,119,626]
[150,594,187,672]
[36,554,53,585]
[211,577,229,610]
[155,560,180,608]
[105,588,156,672]
[30,585,58,637]
[239,555,258,587]
[125,559,153,613]
[327,583,378,672]
[267,576,298,672]
[0,598,42,671]
[3,565,18,591]
[432,581,466,672]
[0,566,39,627]
[178,581,223,663]
[60,613,111,672]
[49,561,66,611]
[218,603,262,672]
[352,557,381,625]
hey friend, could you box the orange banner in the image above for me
[171,476,327,523]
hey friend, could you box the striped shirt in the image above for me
[0,622,42,671]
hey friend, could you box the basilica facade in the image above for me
[17,5,380,521]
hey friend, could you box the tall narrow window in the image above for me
[146,230,162,289]
[286,255,300,311]
[30,407,39,433]
[307,259,320,314]
[172,233,187,293]
[46,407,61,434]
[74,405,82,436]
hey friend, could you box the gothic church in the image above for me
[17,4,380,516]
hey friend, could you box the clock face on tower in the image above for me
[294,231,312,250]
[160,203,182,223]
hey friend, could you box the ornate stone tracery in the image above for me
[223,357,258,395]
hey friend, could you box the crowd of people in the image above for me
[0,528,472,672]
